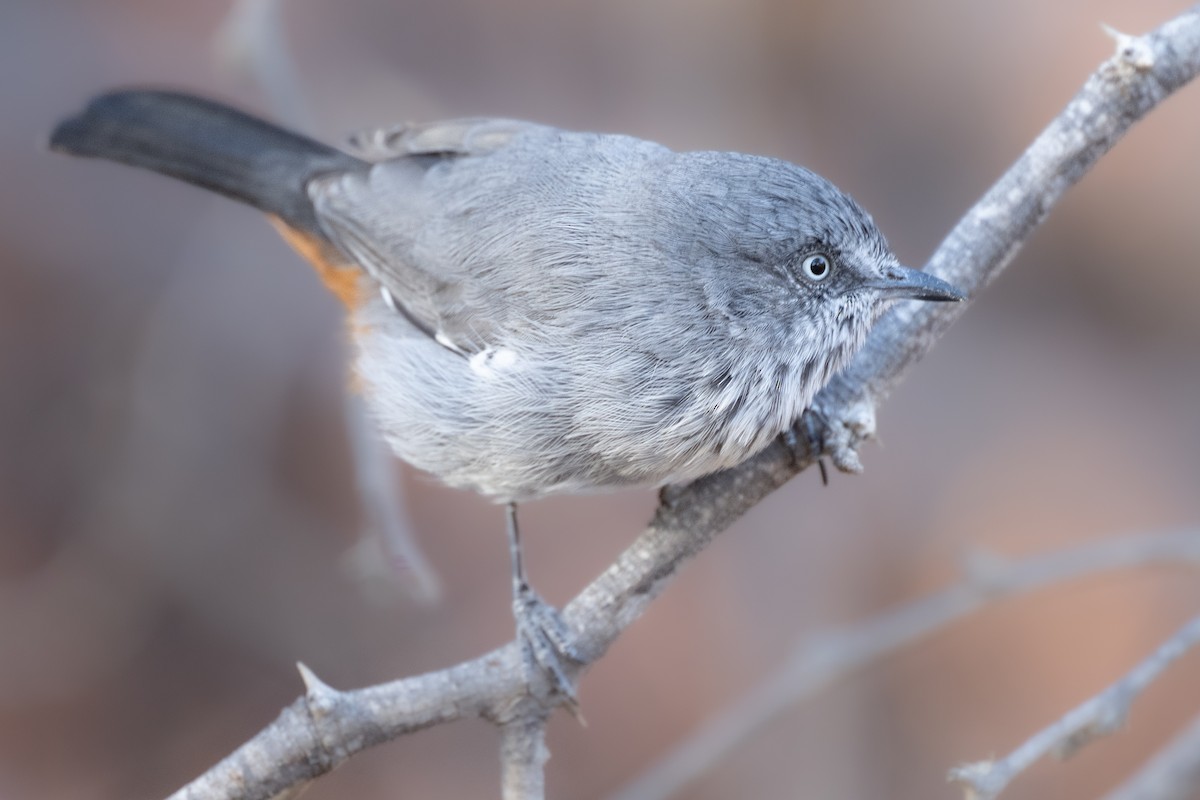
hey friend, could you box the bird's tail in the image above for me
[49,89,365,234]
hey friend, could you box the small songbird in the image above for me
[49,90,964,698]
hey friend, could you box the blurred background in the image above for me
[3,1,1200,798]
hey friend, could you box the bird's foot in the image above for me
[782,408,830,485]
[513,584,584,711]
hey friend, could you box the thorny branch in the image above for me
[949,614,1200,800]
[168,6,1200,800]
[608,532,1200,800]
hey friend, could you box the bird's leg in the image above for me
[506,502,583,704]
[782,408,830,485]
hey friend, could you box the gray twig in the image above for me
[1102,711,1200,800]
[168,6,1200,800]
[340,393,441,605]
[501,711,553,800]
[608,532,1200,800]
[214,1,442,607]
[949,614,1200,800]
[212,0,313,130]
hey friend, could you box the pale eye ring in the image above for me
[800,253,833,281]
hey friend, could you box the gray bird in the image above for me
[49,90,964,698]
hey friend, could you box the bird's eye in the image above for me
[800,253,833,282]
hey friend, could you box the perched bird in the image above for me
[49,90,964,698]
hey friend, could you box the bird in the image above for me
[49,89,965,700]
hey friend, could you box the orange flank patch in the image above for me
[267,216,369,394]
[267,215,363,311]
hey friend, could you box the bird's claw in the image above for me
[783,409,830,485]
[513,585,584,712]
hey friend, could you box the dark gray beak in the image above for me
[871,265,967,302]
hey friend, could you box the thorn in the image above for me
[1100,22,1131,45]
[1100,22,1154,71]
[297,662,338,715]
[297,661,331,694]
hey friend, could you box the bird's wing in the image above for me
[343,117,531,162]
[311,118,559,355]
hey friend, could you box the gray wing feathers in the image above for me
[344,117,532,161]
[310,152,512,355]
[311,120,672,356]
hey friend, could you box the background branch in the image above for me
[216,0,442,607]
[1102,711,1200,800]
[949,613,1200,800]
[165,6,1200,800]
[609,531,1200,800]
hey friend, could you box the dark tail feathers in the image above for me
[49,90,366,233]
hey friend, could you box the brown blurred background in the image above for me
[3,1,1200,798]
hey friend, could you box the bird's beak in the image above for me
[871,265,967,302]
